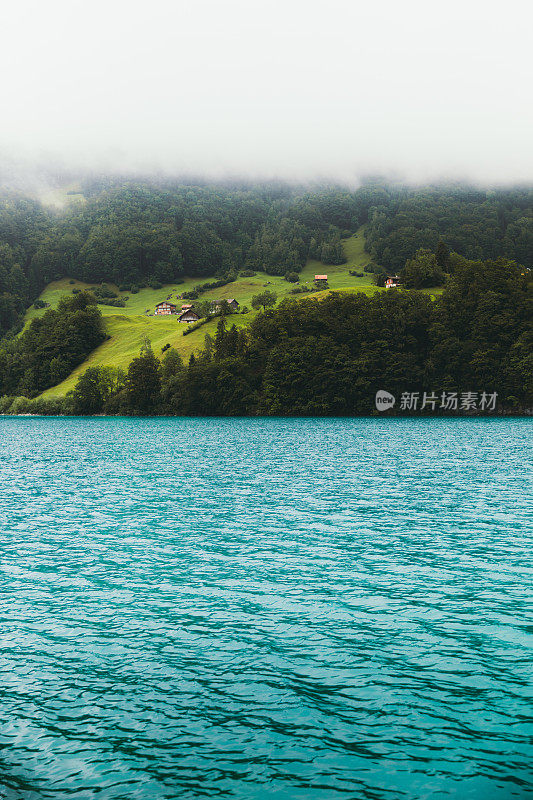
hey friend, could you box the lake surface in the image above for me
[0,417,532,800]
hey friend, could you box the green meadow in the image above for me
[27,228,438,398]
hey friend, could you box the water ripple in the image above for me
[0,417,532,799]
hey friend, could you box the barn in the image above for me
[178,309,201,323]
[211,298,240,312]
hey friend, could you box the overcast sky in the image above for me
[0,0,531,184]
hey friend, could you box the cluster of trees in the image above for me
[0,292,105,396]
[365,185,532,272]
[0,193,49,338]
[8,256,527,417]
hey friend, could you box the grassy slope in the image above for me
[30,227,423,398]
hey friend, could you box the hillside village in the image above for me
[154,298,240,321]
[151,271,402,322]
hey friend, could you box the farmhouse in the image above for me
[155,301,177,315]
[178,308,200,323]
[385,276,401,289]
[210,298,240,312]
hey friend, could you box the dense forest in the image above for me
[0,178,531,413]
[365,186,532,271]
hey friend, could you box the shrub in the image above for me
[96,298,126,308]
[92,285,118,299]
[30,397,71,416]
[118,283,131,292]
[183,318,208,335]
[240,270,256,277]
[284,271,299,283]
[131,286,139,294]
[150,281,163,290]
[69,279,76,284]
[33,299,47,309]
[290,285,310,294]
[240,306,249,314]
[9,396,33,414]
[72,288,80,294]
[0,395,15,413]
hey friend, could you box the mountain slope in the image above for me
[31,229,384,397]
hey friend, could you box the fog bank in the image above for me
[1,0,532,185]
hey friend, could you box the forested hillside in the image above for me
[0,178,531,411]
[1,179,531,341]
[0,194,49,337]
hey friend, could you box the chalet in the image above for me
[385,276,401,289]
[314,274,328,281]
[210,298,240,312]
[181,304,192,311]
[155,301,177,315]
[178,308,200,323]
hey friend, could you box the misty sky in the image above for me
[1,0,532,183]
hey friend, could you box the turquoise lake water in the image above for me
[0,417,532,800]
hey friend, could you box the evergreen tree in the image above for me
[125,340,161,414]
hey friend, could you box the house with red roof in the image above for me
[385,276,401,289]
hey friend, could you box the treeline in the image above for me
[4,256,529,416]
[365,185,532,272]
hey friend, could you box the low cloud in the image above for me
[1,0,531,187]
